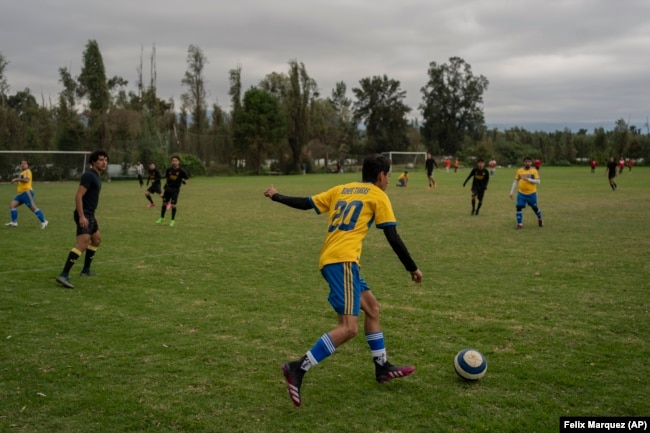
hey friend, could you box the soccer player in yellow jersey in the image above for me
[5,160,48,228]
[396,170,409,187]
[264,154,423,407]
[509,156,543,229]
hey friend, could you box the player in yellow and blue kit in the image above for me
[264,154,423,407]
[5,160,48,229]
[509,156,543,229]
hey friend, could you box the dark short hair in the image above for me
[89,149,109,164]
[477,158,485,163]
[362,154,391,182]
[523,156,533,162]
[171,155,181,162]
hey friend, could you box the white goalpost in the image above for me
[381,151,428,172]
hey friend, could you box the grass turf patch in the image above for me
[1,166,648,432]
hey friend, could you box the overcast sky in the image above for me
[2,0,649,131]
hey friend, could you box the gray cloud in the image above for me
[2,0,648,130]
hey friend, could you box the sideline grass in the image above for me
[1,166,649,432]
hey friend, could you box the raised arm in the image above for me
[264,185,312,210]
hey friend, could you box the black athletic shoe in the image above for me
[538,218,544,227]
[281,360,306,407]
[56,275,74,289]
[375,361,415,384]
[471,210,475,215]
[475,209,479,215]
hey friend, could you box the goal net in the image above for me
[381,151,427,173]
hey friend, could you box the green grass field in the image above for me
[1,166,649,432]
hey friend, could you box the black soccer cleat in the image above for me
[375,361,415,384]
[281,360,306,407]
[55,275,74,289]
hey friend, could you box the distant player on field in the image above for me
[425,152,438,189]
[488,158,496,176]
[509,156,543,229]
[606,156,618,191]
[5,160,48,229]
[264,154,422,407]
[396,170,409,187]
[617,157,625,175]
[463,158,490,215]
[156,155,189,227]
[134,161,145,188]
[145,162,162,208]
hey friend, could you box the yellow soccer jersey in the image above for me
[310,182,397,268]
[17,169,33,193]
[514,167,539,195]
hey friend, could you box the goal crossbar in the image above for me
[0,150,92,168]
[381,151,427,172]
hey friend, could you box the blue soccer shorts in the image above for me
[13,190,36,207]
[320,262,370,316]
[516,192,538,209]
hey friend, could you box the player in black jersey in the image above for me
[145,162,162,207]
[606,156,618,191]
[156,155,189,227]
[425,152,438,189]
[462,158,490,215]
[56,149,109,288]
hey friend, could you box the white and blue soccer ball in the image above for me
[454,349,487,380]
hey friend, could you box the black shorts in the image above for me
[147,183,162,195]
[163,188,181,205]
[74,211,99,236]
[472,187,486,200]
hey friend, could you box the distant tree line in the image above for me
[0,42,647,179]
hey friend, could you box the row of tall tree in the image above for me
[0,42,648,179]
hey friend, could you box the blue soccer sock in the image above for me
[304,333,336,370]
[34,208,45,223]
[516,211,523,225]
[10,208,18,222]
[366,331,387,365]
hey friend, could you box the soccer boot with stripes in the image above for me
[375,360,415,384]
[281,358,306,407]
